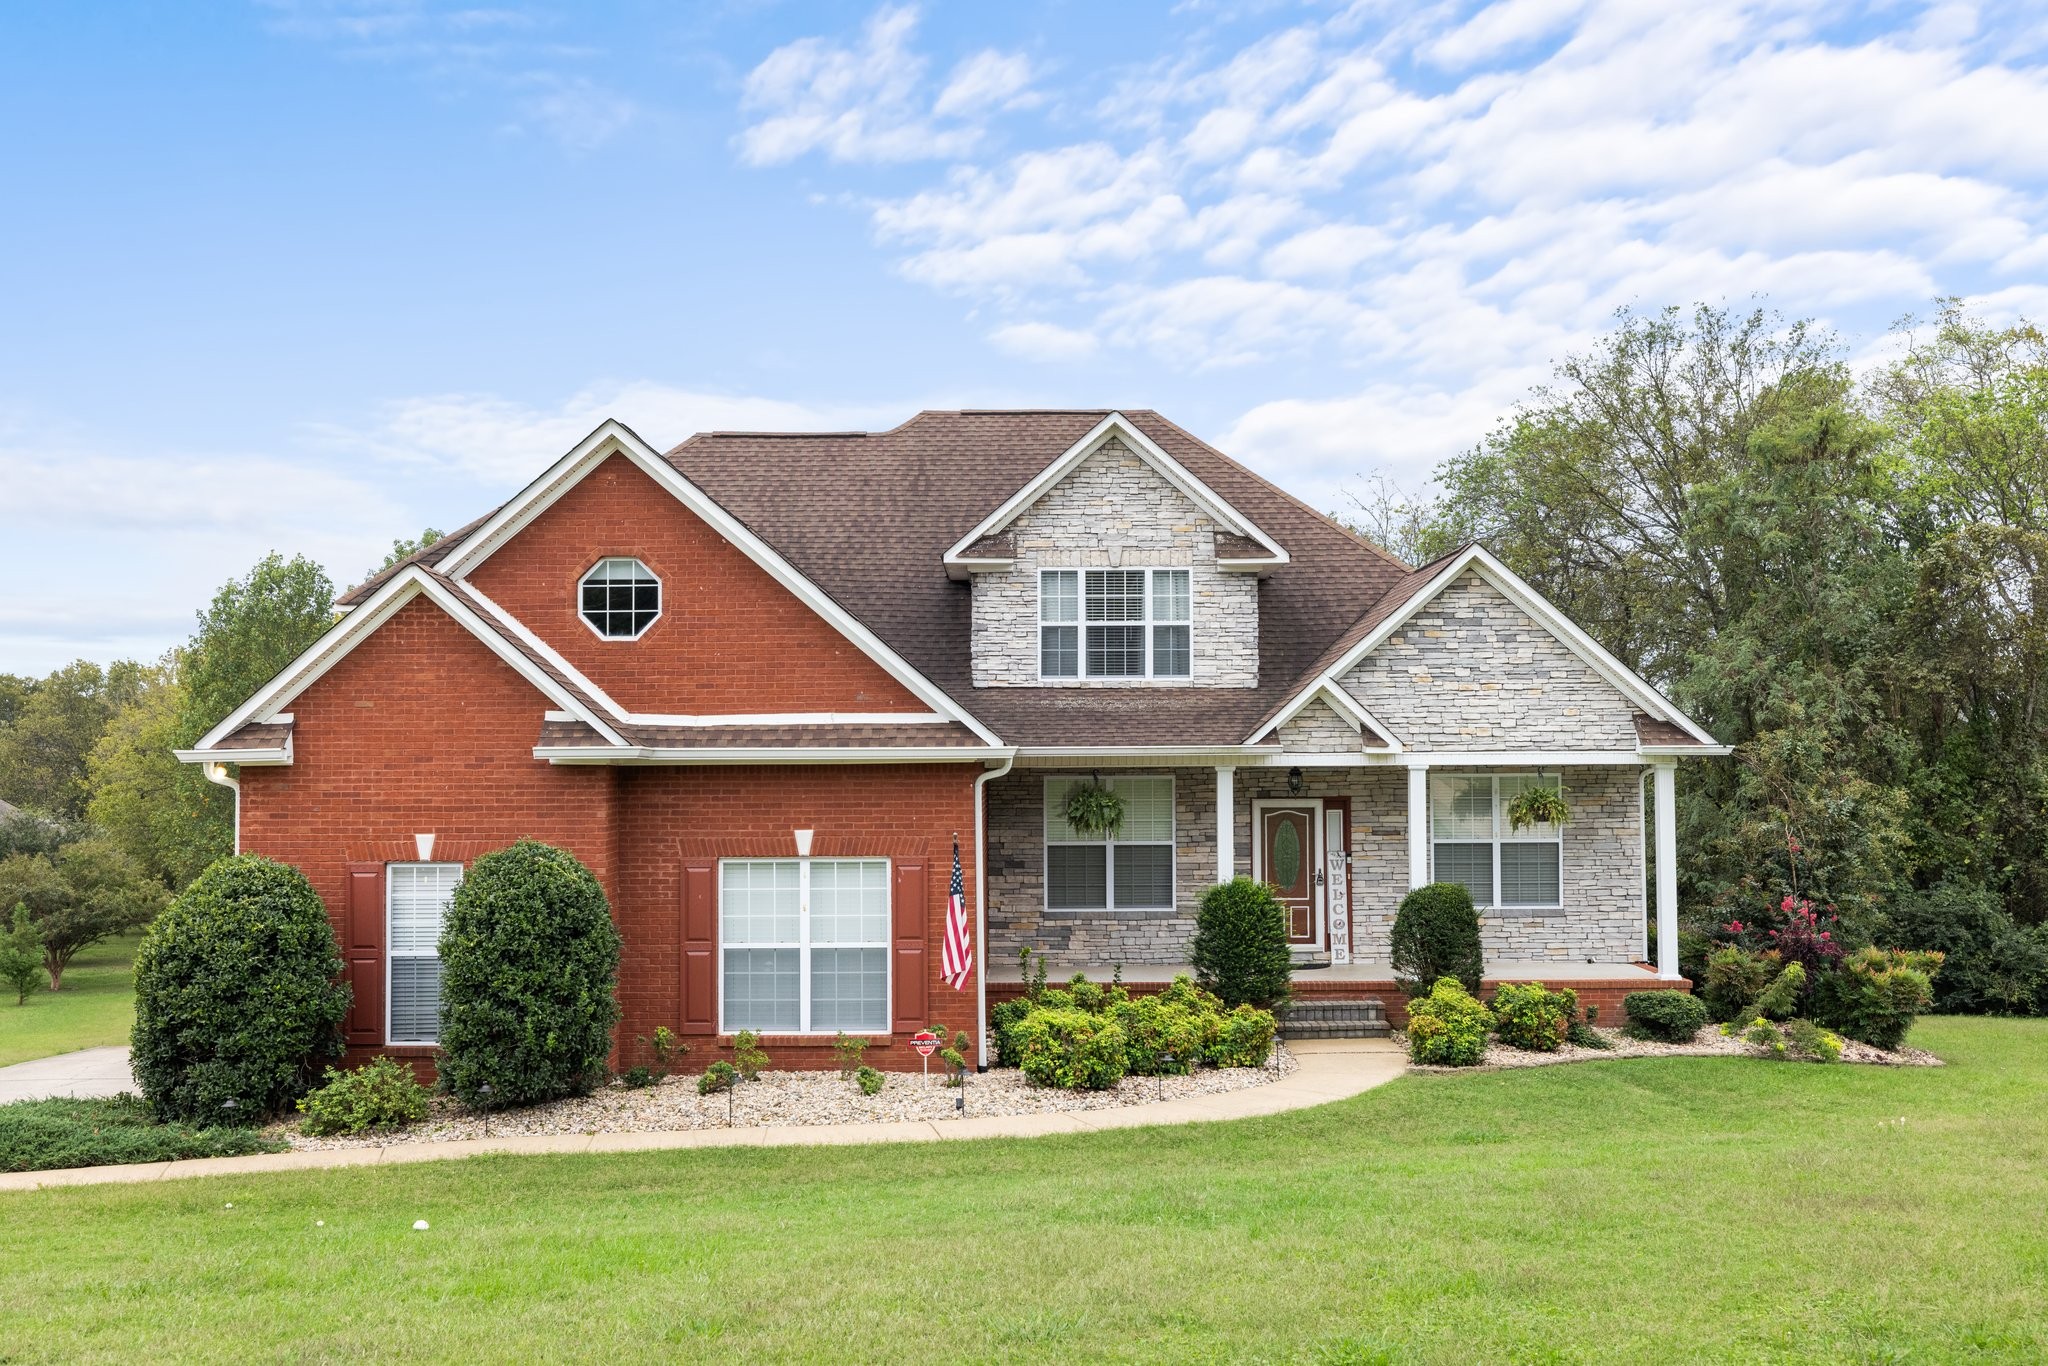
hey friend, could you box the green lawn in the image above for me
[4,1017,2043,1363]
[0,931,142,1067]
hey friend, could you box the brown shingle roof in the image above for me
[536,718,987,751]
[666,410,1416,746]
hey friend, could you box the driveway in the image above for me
[0,1046,137,1104]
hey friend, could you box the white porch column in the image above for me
[1653,760,1679,978]
[1407,763,1430,889]
[1215,765,1235,883]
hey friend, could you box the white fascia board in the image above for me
[943,555,1014,582]
[458,582,632,718]
[537,746,1017,766]
[1248,681,1403,752]
[1012,745,1285,766]
[1246,545,1718,748]
[941,413,1289,570]
[187,567,627,754]
[1640,743,1735,757]
[1396,750,1647,768]
[171,745,291,766]
[437,419,1005,749]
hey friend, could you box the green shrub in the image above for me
[1391,883,1483,998]
[856,1065,885,1096]
[1565,1020,1613,1050]
[1752,961,1806,1020]
[2,903,43,1005]
[1490,982,1578,1052]
[730,1029,770,1081]
[991,998,1032,1067]
[130,855,349,1123]
[636,1025,686,1080]
[0,1094,286,1173]
[620,1065,656,1088]
[1190,877,1293,1008]
[1013,1007,1128,1090]
[1785,1017,1843,1062]
[1404,977,1494,1066]
[1108,994,1207,1075]
[1813,946,1942,1051]
[1622,990,1708,1042]
[1066,975,1110,1013]
[698,1061,737,1094]
[297,1057,430,1136]
[1886,884,2046,1016]
[1701,946,1777,1022]
[437,841,622,1109]
[832,1031,869,1079]
[1208,1003,1278,1068]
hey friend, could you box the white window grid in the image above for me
[1037,568,1191,680]
[1429,773,1565,910]
[718,857,891,1035]
[1042,774,1176,912]
[387,862,461,1046]
[579,556,661,640]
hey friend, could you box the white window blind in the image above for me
[1429,774,1564,910]
[387,863,460,1045]
[1044,775,1176,911]
[720,858,889,1034]
[1041,569,1193,679]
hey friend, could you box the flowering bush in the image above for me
[1765,895,1846,983]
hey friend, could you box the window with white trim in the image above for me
[579,557,660,639]
[1044,775,1175,910]
[1038,569,1191,679]
[387,862,460,1045]
[1430,774,1563,909]
[720,858,889,1033]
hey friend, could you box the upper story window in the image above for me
[1039,569,1191,679]
[1430,773,1564,910]
[579,557,660,639]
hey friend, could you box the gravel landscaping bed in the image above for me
[274,1045,1297,1150]
[1404,1025,1942,1072]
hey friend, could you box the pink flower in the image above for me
[1788,839,1802,853]
[1781,896,1795,911]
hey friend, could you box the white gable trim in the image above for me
[186,566,629,755]
[1253,682,1403,752]
[941,413,1289,574]
[1248,545,1719,748]
[433,420,1005,748]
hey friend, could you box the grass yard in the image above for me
[4,1017,2043,1363]
[0,931,142,1067]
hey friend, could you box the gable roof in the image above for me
[940,412,1287,576]
[1248,543,1724,749]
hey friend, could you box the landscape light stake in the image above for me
[220,1098,239,1125]
[1158,1054,1175,1103]
[477,1083,492,1138]
[727,1080,735,1129]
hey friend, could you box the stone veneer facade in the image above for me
[969,437,1259,688]
[1337,569,1640,750]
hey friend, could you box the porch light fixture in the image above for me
[1287,766,1304,796]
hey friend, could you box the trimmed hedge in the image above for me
[1190,877,1293,1007]
[0,1094,285,1173]
[1391,883,1483,997]
[437,841,622,1108]
[1622,990,1708,1042]
[131,855,349,1123]
[1013,1007,1128,1090]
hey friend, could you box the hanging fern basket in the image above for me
[1063,782,1125,839]
[1506,784,1571,832]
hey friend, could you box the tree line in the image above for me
[1349,300,2048,1012]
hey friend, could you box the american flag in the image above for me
[942,837,972,991]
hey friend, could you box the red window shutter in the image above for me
[342,862,385,1047]
[891,859,928,1035]
[680,859,718,1035]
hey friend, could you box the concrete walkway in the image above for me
[0,1046,136,1104]
[0,1038,1407,1192]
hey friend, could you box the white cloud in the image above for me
[988,321,1099,362]
[737,5,1033,165]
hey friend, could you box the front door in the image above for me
[1259,803,1321,947]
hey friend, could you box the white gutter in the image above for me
[200,762,241,854]
[974,750,1016,1071]
[535,746,1016,765]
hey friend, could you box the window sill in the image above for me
[1479,905,1566,917]
[1042,906,1181,918]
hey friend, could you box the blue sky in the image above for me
[5,0,2048,673]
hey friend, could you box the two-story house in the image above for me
[178,411,1725,1071]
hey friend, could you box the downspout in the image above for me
[202,761,241,854]
[974,750,1016,1071]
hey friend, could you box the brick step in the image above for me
[1280,1019,1392,1039]
[1280,1000,1387,1022]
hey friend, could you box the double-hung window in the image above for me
[721,858,889,1033]
[1039,569,1191,678]
[1430,774,1564,909]
[387,862,461,1045]
[1045,775,1175,910]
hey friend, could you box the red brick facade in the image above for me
[239,593,982,1076]
[464,453,927,716]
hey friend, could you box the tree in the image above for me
[86,658,231,890]
[0,838,167,988]
[0,660,148,820]
[179,553,336,741]
[374,527,443,577]
[1,904,43,1005]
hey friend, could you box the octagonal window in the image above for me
[580,557,660,639]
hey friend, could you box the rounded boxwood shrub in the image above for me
[1404,977,1494,1066]
[437,840,622,1108]
[131,855,349,1122]
[1621,990,1708,1042]
[1391,882,1483,998]
[1191,877,1293,1007]
[1490,981,1577,1052]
